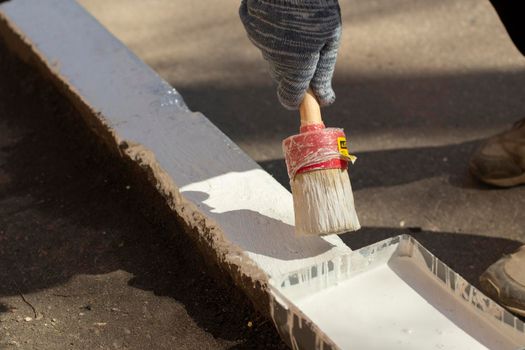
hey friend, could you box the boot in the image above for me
[480,245,525,316]
[469,118,525,187]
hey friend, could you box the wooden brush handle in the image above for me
[299,89,323,127]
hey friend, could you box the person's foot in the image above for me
[480,245,525,317]
[469,118,525,187]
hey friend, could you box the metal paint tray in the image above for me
[269,235,525,350]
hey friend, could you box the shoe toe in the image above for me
[480,247,525,317]
[470,155,522,180]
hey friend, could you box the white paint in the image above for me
[295,257,520,350]
[0,0,351,284]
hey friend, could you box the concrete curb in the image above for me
[0,0,351,347]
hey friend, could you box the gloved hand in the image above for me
[239,0,342,110]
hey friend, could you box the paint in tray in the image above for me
[269,235,525,350]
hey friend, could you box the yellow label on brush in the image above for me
[337,137,349,157]
[337,137,357,163]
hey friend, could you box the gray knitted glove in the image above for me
[239,0,342,110]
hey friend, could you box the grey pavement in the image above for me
[78,0,525,284]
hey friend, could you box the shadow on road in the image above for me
[341,227,522,288]
[258,139,494,191]
[176,69,525,146]
[176,68,525,195]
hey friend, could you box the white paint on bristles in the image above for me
[292,168,360,235]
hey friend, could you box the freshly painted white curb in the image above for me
[0,0,351,317]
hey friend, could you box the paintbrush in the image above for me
[283,89,360,235]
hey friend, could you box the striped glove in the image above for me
[239,0,342,110]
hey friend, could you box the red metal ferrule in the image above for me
[299,123,325,133]
[295,159,348,176]
[282,125,350,179]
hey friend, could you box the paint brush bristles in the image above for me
[292,168,360,235]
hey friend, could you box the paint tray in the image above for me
[269,235,525,350]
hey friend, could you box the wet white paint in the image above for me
[295,258,518,350]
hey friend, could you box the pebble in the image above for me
[7,340,20,347]
[24,317,32,322]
